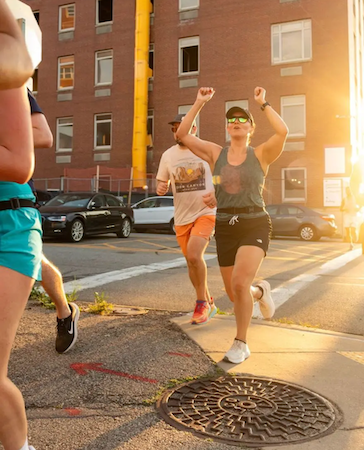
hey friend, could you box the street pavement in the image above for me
[172,315,364,450]
[43,234,364,336]
[3,234,364,449]
[12,304,235,450]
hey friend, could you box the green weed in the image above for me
[65,288,79,303]
[87,292,114,315]
[29,286,55,309]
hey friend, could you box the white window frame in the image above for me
[179,0,199,11]
[96,0,113,26]
[57,55,74,90]
[271,19,312,65]
[281,95,306,138]
[56,117,73,153]
[178,105,199,137]
[95,50,113,86]
[281,167,307,202]
[59,4,75,32]
[94,113,112,150]
[225,99,249,142]
[178,36,199,76]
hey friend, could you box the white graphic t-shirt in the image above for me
[157,144,216,226]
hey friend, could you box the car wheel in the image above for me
[117,218,131,238]
[69,219,84,242]
[299,224,318,241]
[169,218,176,235]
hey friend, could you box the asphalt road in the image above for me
[42,232,364,337]
[4,232,363,449]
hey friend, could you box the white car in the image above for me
[132,196,175,233]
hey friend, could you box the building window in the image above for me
[147,109,154,147]
[149,43,154,75]
[282,168,306,202]
[32,68,38,93]
[58,56,74,90]
[59,4,75,31]
[179,0,199,10]
[94,114,112,149]
[150,0,154,24]
[179,37,199,75]
[96,0,113,25]
[178,105,199,137]
[33,11,40,24]
[281,95,306,138]
[95,50,113,86]
[225,100,249,142]
[56,118,73,152]
[272,20,312,64]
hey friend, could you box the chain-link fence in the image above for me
[33,177,158,195]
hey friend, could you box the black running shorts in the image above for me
[215,214,272,267]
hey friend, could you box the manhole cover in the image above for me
[156,376,341,447]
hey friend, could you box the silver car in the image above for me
[132,196,175,233]
[265,203,337,241]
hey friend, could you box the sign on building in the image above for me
[323,178,343,207]
[324,147,346,174]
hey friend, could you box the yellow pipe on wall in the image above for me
[132,0,152,188]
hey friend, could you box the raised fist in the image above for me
[197,87,215,103]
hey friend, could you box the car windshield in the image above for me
[46,194,91,208]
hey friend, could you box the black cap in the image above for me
[226,107,255,126]
[168,113,186,125]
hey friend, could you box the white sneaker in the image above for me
[223,339,250,364]
[29,447,36,450]
[256,280,275,319]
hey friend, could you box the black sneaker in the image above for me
[56,303,80,354]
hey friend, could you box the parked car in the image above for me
[265,203,337,241]
[36,189,62,207]
[39,192,134,242]
[132,196,175,233]
[117,191,158,205]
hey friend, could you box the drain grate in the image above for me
[157,376,341,447]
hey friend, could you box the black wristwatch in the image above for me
[261,101,271,111]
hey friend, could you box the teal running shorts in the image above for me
[0,207,42,280]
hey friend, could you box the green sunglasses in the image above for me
[227,117,249,124]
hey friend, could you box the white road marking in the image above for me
[253,248,362,319]
[63,255,217,294]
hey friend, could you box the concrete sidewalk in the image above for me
[172,315,364,450]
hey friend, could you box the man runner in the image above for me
[157,114,217,325]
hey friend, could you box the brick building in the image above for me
[24,0,364,209]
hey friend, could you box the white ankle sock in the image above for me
[19,439,29,450]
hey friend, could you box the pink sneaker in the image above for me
[191,300,211,325]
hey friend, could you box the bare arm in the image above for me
[32,113,53,148]
[156,152,170,195]
[0,0,33,90]
[0,87,34,183]
[254,87,288,170]
[156,179,170,196]
[175,88,222,172]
